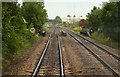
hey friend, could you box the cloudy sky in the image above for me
[44,0,109,19]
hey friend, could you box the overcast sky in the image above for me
[18,0,109,19]
[44,0,109,19]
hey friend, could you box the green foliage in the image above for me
[21,2,47,29]
[3,30,30,54]
[86,6,103,30]
[91,32,111,44]
[55,16,62,24]
[72,27,80,32]
[86,2,119,46]
[2,2,47,66]
[91,32,119,50]
[101,2,119,41]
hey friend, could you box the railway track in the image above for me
[69,30,120,61]
[65,30,120,77]
[31,28,64,77]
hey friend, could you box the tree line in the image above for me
[86,2,119,46]
[2,2,47,63]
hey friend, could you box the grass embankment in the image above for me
[91,32,120,51]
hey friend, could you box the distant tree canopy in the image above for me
[86,2,119,42]
[67,15,71,18]
[54,16,62,24]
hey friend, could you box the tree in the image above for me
[55,16,62,24]
[86,2,119,43]
[21,2,47,30]
[67,15,71,18]
[101,2,119,41]
[86,6,103,30]
[2,2,48,62]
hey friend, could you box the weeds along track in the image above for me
[31,27,64,77]
[65,29,120,77]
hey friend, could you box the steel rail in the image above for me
[57,34,64,77]
[31,30,54,77]
[68,32,120,77]
[31,28,64,77]
[67,29,120,61]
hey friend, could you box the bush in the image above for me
[72,27,81,32]
[91,32,119,50]
[3,30,30,57]
[91,32,111,44]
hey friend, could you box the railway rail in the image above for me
[31,28,64,77]
[67,29,120,61]
[65,30,120,77]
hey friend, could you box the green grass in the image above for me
[91,32,120,51]
[71,26,81,32]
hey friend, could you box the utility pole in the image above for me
[73,0,76,25]
[73,15,76,25]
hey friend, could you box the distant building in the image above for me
[62,17,81,24]
[62,18,69,23]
